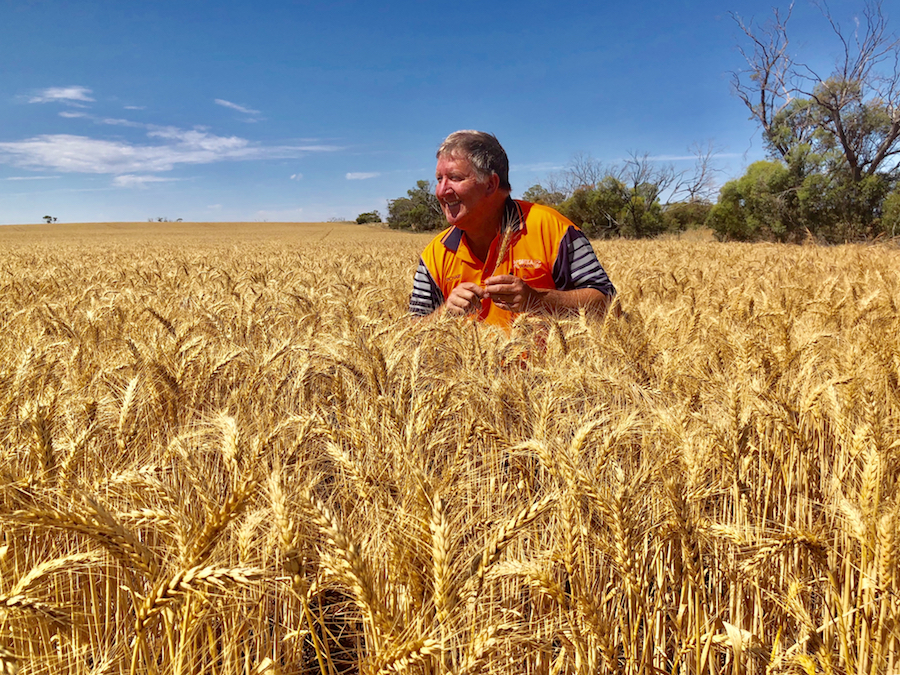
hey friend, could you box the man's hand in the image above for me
[483,275,539,313]
[445,282,486,316]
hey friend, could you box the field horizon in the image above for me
[0,220,408,240]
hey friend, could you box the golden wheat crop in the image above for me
[0,221,898,675]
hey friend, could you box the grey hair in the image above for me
[437,130,511,192]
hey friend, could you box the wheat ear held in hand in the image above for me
[485,216,514,279]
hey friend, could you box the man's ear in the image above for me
[486,173,500,195]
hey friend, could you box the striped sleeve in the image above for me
[409,258,445,316]
[551,227,616,296]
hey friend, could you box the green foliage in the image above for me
[796,171,889,241]
[619,183,667,238]
[522,184,565,206]
[709,158,893,243]
[883,188,900,237]
[387,181,444,231]
[707,161,796,241]
[355,210,382,224]
[559,180,623,238]
[558,175,678,239]
[663,201,712,232]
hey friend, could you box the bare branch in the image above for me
[733,0,900,179]
[562,152,607,192]
[684,141,724,202]
[730,4,800,157]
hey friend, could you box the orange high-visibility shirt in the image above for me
[410,198,615,327]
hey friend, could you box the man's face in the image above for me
[435,154,497,231]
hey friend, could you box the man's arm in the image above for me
[484,224,617,316]
[483,276,614,315]
[409,259,445,316]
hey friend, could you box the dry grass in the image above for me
[0,222,899,674]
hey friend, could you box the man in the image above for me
[409,130,616,327]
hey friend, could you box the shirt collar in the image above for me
[441,197,524,254]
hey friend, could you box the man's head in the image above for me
[434,131,511,236]
[436,130,511,192]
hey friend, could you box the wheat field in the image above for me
[0,222,898,675]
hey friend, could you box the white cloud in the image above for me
[57,111,146,128]
[101,117,147,128]
[290,173,303,180]
[147,126,248,152]
[124,105,145,110]
[207,204,223,210]
[112,174,179,188]
[0,130,343,175]
[29,86,94,104]
[215,99,260,115]
[5,175,59,181]
[346,172,380,180]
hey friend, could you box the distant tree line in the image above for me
[375,149,718,238]
[385,181,444,231]
[366,1,900,243]
[520,147,719,239]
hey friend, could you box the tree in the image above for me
[555,151,716,238]
[544,145,723,238]
[522,184,566,206]
[617,152,677,237]
[355,210,382,224]
[682,141,723,203]
[883,186,900,236]
[387,180,444,231]
[561,152,608,193]
[731,1,900,183]
[558,178,629,237]
[663,200,713,231]
[707,160,799,241]
[728,2,900,240]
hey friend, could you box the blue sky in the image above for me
[0,0,885,224]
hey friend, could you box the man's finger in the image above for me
[484,274,516,285]
[462,282,486,297]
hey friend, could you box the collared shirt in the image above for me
[410,198,616,327]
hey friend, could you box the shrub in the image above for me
[356,211,382,224]
[663,201,712,232]
[387,181,444,231]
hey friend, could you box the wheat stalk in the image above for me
[6,500,159,578]
[463,493,556,605]
[0,646,20,675]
